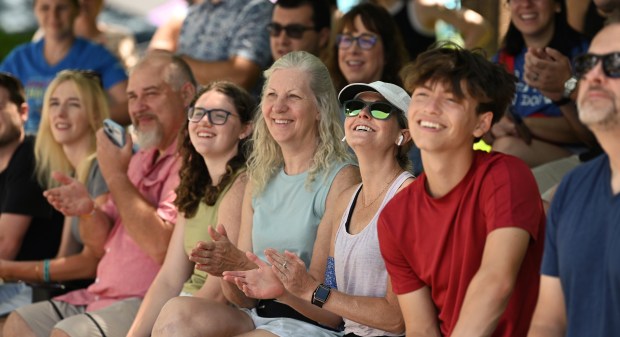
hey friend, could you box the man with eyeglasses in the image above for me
[527,23,620,337]
[0,73,63,317]
[177,0,272,93]
[269,0,331,61]
[378,44,545,337]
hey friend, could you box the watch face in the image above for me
[315,285,331,302]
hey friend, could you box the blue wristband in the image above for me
[43,259,51,282]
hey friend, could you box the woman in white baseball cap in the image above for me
[223,81,415,337]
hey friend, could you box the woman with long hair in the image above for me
[326,2,408,93]
[490,0,595,168]
[151,51,360,337]
[223,81,415,337]
[126,81,254,337]
[0,69,110,311]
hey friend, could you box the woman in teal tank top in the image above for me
[126,81,254,337]
[152,51,360,337]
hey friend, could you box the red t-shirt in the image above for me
[378,151,545,337]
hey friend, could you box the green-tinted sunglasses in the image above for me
[342,99,399,120]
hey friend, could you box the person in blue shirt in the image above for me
[488,0,595,168]
[0,0,129,134]
[527,22,620,337]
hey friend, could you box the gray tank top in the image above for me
[334,171,412,336]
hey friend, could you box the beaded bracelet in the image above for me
[43,259,51,282]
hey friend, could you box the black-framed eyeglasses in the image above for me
[187,107,237,125]
[336,34,378,50]
[574,52,620,79]
[342,99,399,120]
[267,23,315,39]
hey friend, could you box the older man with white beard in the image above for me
[527,23,620,337]
[2,51,197,337]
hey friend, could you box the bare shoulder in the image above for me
[331,164,361,191]
[220,171,249,207]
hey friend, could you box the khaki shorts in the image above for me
[14,297,141,337]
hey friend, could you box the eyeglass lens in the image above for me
[574,52,620,79]
[267,23,312,39]
[188,108,232,125]
[343,100,394,120]
[337,34,378,50]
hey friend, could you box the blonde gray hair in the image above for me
[248,51,351,194]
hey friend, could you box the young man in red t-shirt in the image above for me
[378,44,545,337]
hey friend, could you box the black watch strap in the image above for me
[552,97,572,106]
[311,284,331,308]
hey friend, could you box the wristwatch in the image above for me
[553,76,578,106]
[311,284,331,308]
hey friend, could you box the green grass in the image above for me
[0,30,35,61]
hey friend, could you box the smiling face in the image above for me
[34,0,79,39]
[261,68,320,148]
[47,80,91,147]
[409,81,491,154]
[509,0,558,44]
[127,63,187,150]
[577,24,620,131]
[270,4,327,61]
[344,91,402,153]
[189,89,250,159]
[338,15,385,85]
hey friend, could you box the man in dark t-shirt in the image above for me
[0,73,63,315]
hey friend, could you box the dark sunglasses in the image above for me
[267,23,314,39]
[336,34,378,50]
[574,52,620,79]
[187,107,237,125]
[66,69,103,88]
[342,99,399,120]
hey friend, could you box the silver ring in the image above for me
[282,261,288,269]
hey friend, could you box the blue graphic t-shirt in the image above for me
[0,38,127,133]
[493,40,589,118]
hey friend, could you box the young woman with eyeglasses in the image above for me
[326,2,408,93]
[151,51,360,337]
[125,81,254,337]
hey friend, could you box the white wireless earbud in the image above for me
[341,136,346,142]
[397,134,404,146]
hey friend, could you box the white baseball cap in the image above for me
[338,81,411,117]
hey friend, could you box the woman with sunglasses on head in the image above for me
[223,81,414,337]
[125,81,253,337]
[327,2,408,93]
[0,0,129,135]
[0,70,110,313]
[151,51,359,337]
[489,0,597,172]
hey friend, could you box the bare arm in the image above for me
[126,216,194,337]
[56,217,81,258]
[148,14,185,52]
[527,275,567,337]
[194,173,248,303]
[450,227,531,337]
[0,213,31,260]
[218,182,259,308]
[95,130,174,264]
[181,56,261,91]
[398,287,442,337]
[106,81,131,126]
[415,0,491,49]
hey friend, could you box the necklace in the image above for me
[361,169,402,208]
